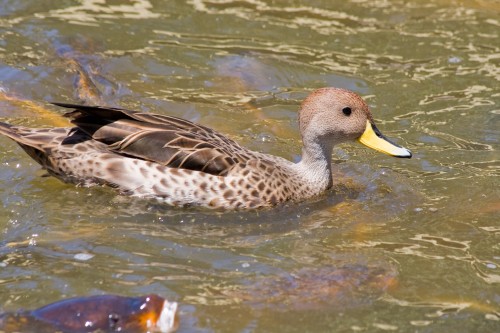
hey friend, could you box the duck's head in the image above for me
[299,87,412,158]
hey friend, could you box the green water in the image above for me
[0,1,499,332]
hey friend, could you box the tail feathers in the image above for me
[0,121,20,142]
[0,122,45,150]
[0,121,55,168]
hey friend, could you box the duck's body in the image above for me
[0,88,411,209]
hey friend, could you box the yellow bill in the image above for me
[358,120,412,158]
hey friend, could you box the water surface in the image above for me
[0,1,499,332]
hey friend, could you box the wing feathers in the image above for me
[54,103,254,175]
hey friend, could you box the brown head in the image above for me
[299,87,411,158]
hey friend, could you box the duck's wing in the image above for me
[55,103,255,176]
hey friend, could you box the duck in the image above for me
[0,88,411,209]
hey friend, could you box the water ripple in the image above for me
[190,0,377,34]
[36,0,161,26]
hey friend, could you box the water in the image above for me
[0,0,499,332]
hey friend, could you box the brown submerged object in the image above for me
[0,88,411,209]
[0,294,178,333]
[235,264,398,311]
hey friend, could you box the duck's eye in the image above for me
[342,107,352,116]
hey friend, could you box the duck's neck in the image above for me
[293,136,334,192]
